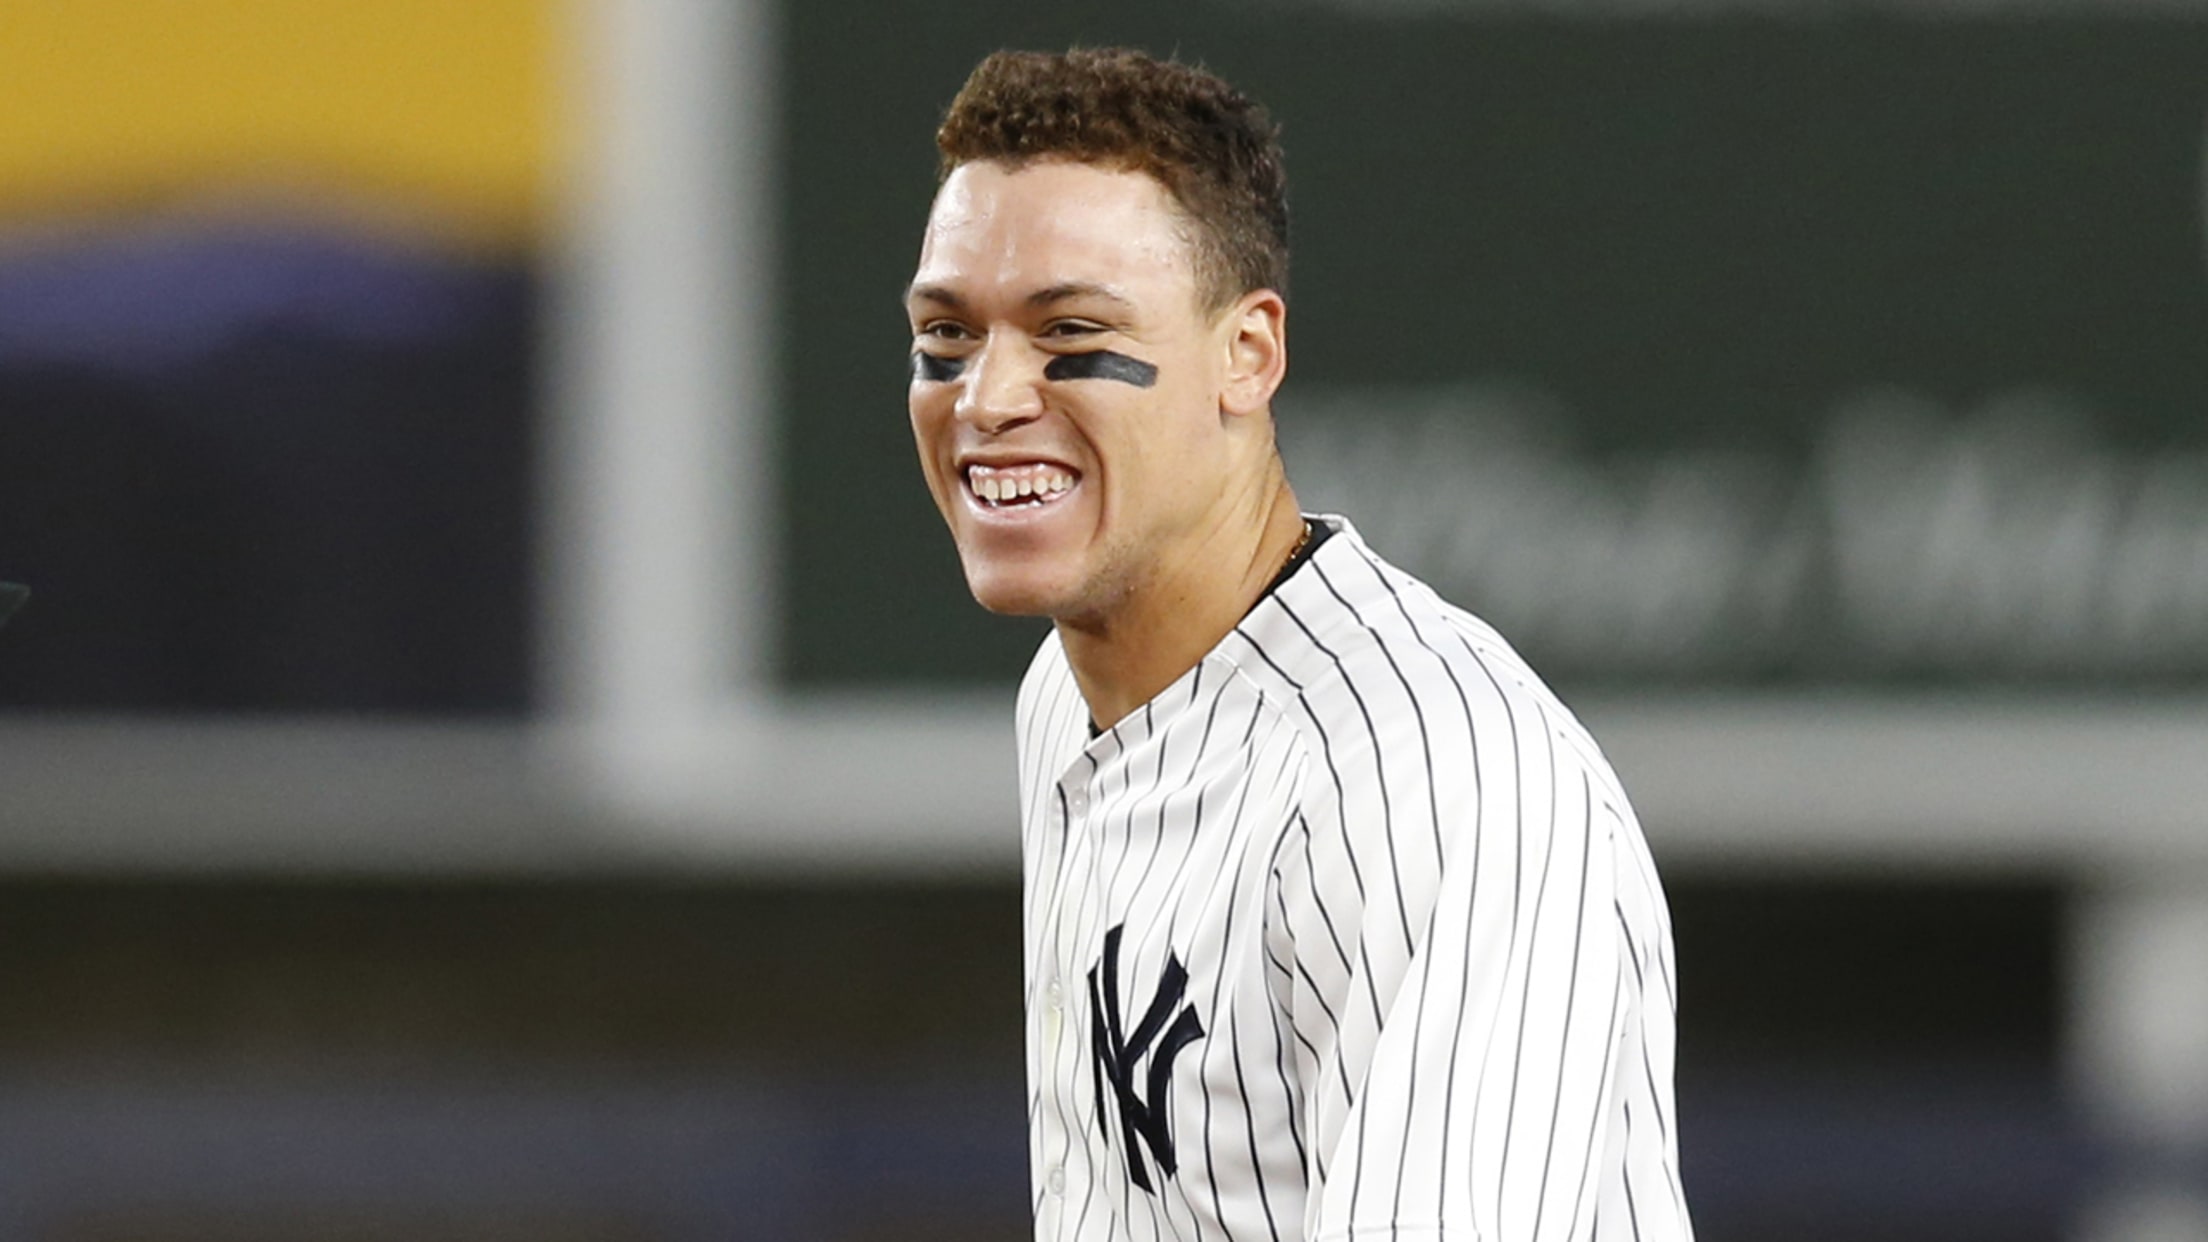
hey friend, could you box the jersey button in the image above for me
[1068,789,1088,818]
[1046,979,1063,1010]
[1047,1166,1067,1196]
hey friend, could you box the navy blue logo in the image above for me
[1088,924,1206,1192]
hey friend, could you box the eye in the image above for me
[918,319,975,342]
[1043,319,1106,339]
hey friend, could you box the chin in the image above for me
[960,557,1088,619]
[962,573,1063,618]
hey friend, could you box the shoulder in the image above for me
[1241,520,1633,817]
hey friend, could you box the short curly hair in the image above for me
[936,47,1290,313]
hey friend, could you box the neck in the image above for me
[1058,479,1307,731]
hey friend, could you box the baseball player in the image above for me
[906,48,1691,1242]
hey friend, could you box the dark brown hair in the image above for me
[936,48,1290,312]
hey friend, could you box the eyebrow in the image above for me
[903,281,1137,313]
[1023,281,1135,311]
[905,282,967,312]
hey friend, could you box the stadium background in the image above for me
[0,0,2203,1238]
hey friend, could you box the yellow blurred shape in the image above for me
[0,0,555,246]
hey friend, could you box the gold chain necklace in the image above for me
[1280,519,1312,580]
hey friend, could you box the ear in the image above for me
[1217,289,1287,419]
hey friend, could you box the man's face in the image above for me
[907,159,1247,624]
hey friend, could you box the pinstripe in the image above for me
[1311,557,1450,1227]
[1229,1002,1290,1242]
[1449,635,1530,1236]
[1268,876,1332,1081]
[1276,595,1415,958]
[1358,554,1491,1229]
[1531,776,1597,1240]
[1026,646,1082,813]
[1313,559,1449,873]
[1621,892,1676,1163]
[1287,815,1357,990]
[1164,673,1256,952]
[1563,914,1627,1242]
[1110,700,1182,964]
[1290,726,1389,1047]
[1288,814,1361,1151]
[1050,744,1102,1242]
[1494,702,1562,1236]
[1195,693,1233,1241]
[1017,518,1689,1241]
[1245,726,1316,1183]
[1181,705,1272,1238]
[1095,721,1147,1242]
[1062,751,1104,1226]
[1286,664,1396,1224]
[1621,1102,1645,1242]
[1199,773,1269,1240]
[1258,933,1312,1179]
[1254,638,1382,1034]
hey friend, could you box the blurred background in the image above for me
[1,0,2204,1239]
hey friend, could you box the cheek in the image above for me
[1091,398,1215,502]
[908,392,958,491]
[909,385,956,442]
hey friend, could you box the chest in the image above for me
[1023,675,1304,997]
[1020,676,1310,1217]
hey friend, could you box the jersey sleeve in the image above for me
[1267,652,1676,1242]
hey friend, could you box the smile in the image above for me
[966,462,1080,509]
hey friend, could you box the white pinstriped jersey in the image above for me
[1017,516,1691,1242]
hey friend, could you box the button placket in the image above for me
[1041,767,1092,1127]
[1041,973,1064,1046]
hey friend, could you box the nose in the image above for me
[953,336,1045,434]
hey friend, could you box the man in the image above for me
[906,48,1691,1241]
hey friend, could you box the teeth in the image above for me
[967,463,1078,505]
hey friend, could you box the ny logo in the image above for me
[1088,923,1206,1193]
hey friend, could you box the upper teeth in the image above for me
[969,465,1076,502]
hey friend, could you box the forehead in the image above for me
[911,160,1201,309]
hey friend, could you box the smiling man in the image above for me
[907,48,1691,1242]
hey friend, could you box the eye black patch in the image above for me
[1044,350,1158,388]
[912,352,965,382]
